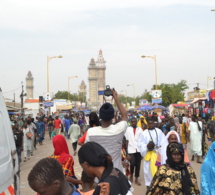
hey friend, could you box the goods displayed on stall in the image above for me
[189,90,215,119]
[169,104,189,116]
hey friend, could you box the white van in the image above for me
[0,90,20,195]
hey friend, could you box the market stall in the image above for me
[169,104,189,116]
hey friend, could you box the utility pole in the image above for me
[214,77,215,89]
[13,93,15,107]
[20,82,27,117]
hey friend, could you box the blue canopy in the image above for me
[151,105,168,111]
[8,112,18,115]
[137,105,152,110]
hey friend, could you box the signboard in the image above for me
[154,108,162,114]
[54,99,67,105]
[139,99,149,106]
[187,90,206,101]
[43,93,53,101]
[43,101,54,107]
[151,90,162,104]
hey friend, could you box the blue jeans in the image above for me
[16,147,22,163]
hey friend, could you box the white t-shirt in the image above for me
[85,121,128,172]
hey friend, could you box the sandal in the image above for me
[135,181,141,186]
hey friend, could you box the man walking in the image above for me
[36,118,45,145]
[68,119,80,156]
[125,117,142,185]
[64,115,72,138]
[47,115,54,139]
[138,120,165,189]
[54,116,61,135]
[13,124,23,164]
[26,116,37,156]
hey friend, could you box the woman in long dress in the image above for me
[23,123,34,162]
[188,115,202,163]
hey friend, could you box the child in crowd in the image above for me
[77,171,95,195]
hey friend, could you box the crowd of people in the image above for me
[11,89,215,194]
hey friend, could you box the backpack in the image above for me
[14,131,23,147]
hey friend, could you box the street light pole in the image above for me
[47,55,63,93]
[121,90,127,107]
[141,55,158,90]
[127,84,136,106]
[68,76,78,101]
[207,76,212,89]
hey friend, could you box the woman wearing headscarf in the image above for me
[201,141,215,195]
[157,131,189,166]
[49,135,82,186]
[78,142,132,195]
[147,142,200,195]
[137,116,148,130]
[188,115,202,163]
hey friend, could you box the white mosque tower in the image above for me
[96,49,106,104]
[26,71,34,99]
[88,50,106,108]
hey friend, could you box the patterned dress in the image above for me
[49,155,75,177]
[146,164,200,195]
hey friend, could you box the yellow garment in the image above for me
[137,116,148,129]
[181,123,187,144]
[144,151,158,177]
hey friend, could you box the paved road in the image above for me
[20,132,204,195]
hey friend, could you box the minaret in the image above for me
[96,49,106,104]
[79,80,87,101]
[88,58,98,106]
[26,71,34,99]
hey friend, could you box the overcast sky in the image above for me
[1,0,215,101]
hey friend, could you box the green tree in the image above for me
[54,91,86,102]
[54,91,69,99]
[157,80,188,106]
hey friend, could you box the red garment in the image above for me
[210,90,215,100]
[79,131,87,143]
[133,128,136,135]
[53,135,71,164]
[54,119,61,128]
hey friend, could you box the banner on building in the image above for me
[151,90,162,104]
[187,90,206,101]
[139,99,149,106]
[43,101,54,107]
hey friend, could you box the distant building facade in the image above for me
[88,50,106,107]
[26,71,34,99]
